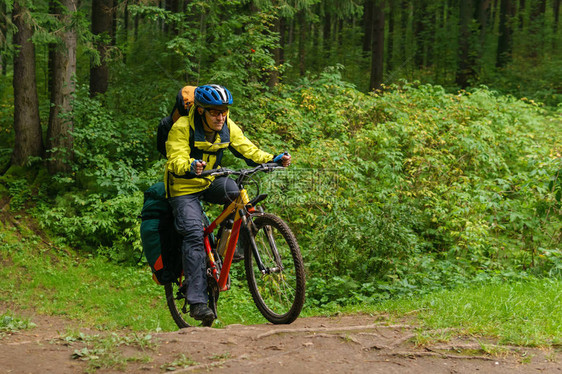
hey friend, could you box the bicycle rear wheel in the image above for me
[164,280,191,328]
[164,276,218,328]
[164,247,221,329]
[243,213,305,324]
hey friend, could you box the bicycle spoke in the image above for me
[245,214,305,323]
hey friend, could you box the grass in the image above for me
[1,216,561,347]
[375,278,562,347]
[0,221,275,331]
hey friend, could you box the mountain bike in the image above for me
[164,163,306,327]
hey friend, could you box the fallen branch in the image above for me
[304,333,364,345]
[378,351,499,361]
[256,324,413,340]
[428,343,524,353]
[388,333,417,348]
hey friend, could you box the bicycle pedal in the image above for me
[176,284,187,299]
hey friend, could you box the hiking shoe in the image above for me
[189,303,214,324]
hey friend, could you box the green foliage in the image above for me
[161,354,198,371]
[129,0,278,96]
[1,65,558,306]
[70,332,155,373]
[485,56,562,107]
[38,191,143,261]
[235,72,561,303]
[27,82,168,258]
[70,85,155,186]
[0,311,36,337]
[24,68,559,304]
[0,75,14,169]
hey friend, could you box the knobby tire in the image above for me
[165,248,220,329]
[164,282,190,328]
[243,213,306,324]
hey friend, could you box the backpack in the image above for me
[157,86,196,158]
[140,182,183,285]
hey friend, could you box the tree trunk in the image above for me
[413,0,425,68]
[90,0,113,96]
[267,16,285,88]
[171,0,180,35]
[477,0,492,49]
[48,0,56,97]
[123,0,129,63]
[529,0,547,56]
[530,0,546,18]
[134,0,140,41]
[554,0,560,45]
[164,0,181,35]
[298,10,306,77]
[0,1,7,75]
[324,12,332,58]
[490,0,496,24]
[424,7,436,67]
[12,0,44,166]
[456,0,475,88]
[518,0,526,29]
[47,0,77,173]
[496,0,515,67]
[363,0,373,53]
[311,22,320,69]
[386,1,394,71]
[400,0,410,73]
[111,0,117,45]
[369,0,385,91]
[164,0,172,34]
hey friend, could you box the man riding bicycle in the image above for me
[164,84,291,325]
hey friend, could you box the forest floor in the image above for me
[1,308,560,374]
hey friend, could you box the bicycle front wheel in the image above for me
[243,213,305,324]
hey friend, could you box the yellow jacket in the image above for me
[164,106,273,197]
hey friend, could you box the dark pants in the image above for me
[169,177,239,305]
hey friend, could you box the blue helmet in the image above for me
[194,84,233,107]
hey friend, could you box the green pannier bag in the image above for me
[140,182,183,285]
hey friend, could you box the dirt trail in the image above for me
[1,312,560,374]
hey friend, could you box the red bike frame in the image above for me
[202,189,253,292]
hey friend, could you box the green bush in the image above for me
[240,73,561,303]
[20,68,560,304]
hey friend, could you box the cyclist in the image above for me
[164,84,291,324]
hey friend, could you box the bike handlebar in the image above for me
[198,163,286,179]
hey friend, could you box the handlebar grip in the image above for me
[263,163,286,170]
[198,168,222,177]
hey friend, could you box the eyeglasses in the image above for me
[206,108,229,117]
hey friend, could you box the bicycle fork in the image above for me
[244,215,284,275]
